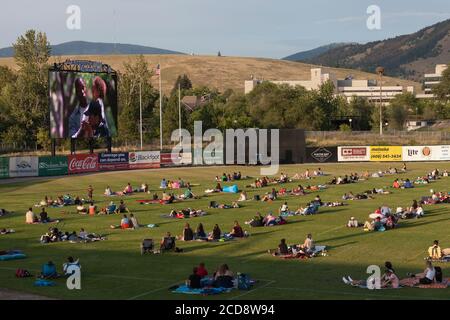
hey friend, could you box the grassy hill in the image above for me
[0,55,422,94]
[302,19,450,82]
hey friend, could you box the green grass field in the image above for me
[1,162,450,300]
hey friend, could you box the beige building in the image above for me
[416,64,448,99]
[244,68,414,105]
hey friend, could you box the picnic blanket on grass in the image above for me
[172,285,232,295]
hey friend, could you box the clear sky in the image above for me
[1,0,449,58]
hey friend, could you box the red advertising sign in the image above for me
[68,154,99,174]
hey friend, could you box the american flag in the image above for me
[155,64,160,76]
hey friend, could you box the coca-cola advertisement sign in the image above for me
[68,154,99,174]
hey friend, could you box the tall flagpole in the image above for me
[139,80,143,150]
[178,82,182,143]
[159,64,163,151]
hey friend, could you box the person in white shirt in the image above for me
[25,208,37,224]
[78,228,88,239]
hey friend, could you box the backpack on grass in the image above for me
[15,268,32,278]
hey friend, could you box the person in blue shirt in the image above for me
[160,178,168,189]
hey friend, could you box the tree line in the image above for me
[0,30,449,151]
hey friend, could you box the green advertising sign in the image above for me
[0,157,9,179]
[38,156,68,176]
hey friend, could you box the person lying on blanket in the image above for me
[0,228,15,235]
[291,185,306,195]
[245,213,264,227]
[342,261,399,289]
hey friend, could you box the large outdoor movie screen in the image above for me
[49,71,118,138]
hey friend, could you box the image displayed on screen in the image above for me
[49,71,118,138]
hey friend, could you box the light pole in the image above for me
[349,118,353,130]
[376,66,385,136]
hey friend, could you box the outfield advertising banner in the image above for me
[128,151,160,169]
[0,157,9,179]
[431,145,450,161]
[370,146,402,162]
[338,146,370,162]
[68,154,99,174]
[402,146,433,162]
[38,156,68,176]
[305,147,337,163]
[99,153,129,171]
[161,153,192,167]
[9,156,39,177]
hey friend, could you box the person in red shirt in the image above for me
[196,262,208,278]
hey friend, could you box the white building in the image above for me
[416,64,447,99]
[245,68,414,105]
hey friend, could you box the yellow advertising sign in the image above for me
[370,146,402,162]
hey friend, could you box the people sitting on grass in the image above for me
[270,238,290,256]
[238,191,248,202]
[139,183,149,193]
[115,200,130,214]
[291,185,306,196]
[88,202,97,215]
[103,201,117,214]
[261,188,278,202]
[129,213,140,229]
[63,256,81,277]
[279,202,289,215]
[213,264,234,288]
[160,232,177,252]
[209,224,222,241]
[197,262,208,278]
[104,186,115,196]
[347,217,361,228]
[393,179,401,189]
[363,217,385,232]
[404,261,439,286]
[26,208,38,224]
[245,212,264,227]
[180,187,196,200]
[299,234,315,255]
[342,192,372,200]
[178,223,195,241]
[0,228,15,235]
[110,214,133,229]
[295,202,319,215]
[403,179,414,188]
[209,201,239,209]
[343,261,399,289]
[160,178,168,189]
[39,261,59,279]
[229,221,245,238]
[427,240,450,261]
[169,208,207,219]
[195,223,207,240]
[0,209,10,217]
[187,267,202,289]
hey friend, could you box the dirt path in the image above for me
[0,288,55,300]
